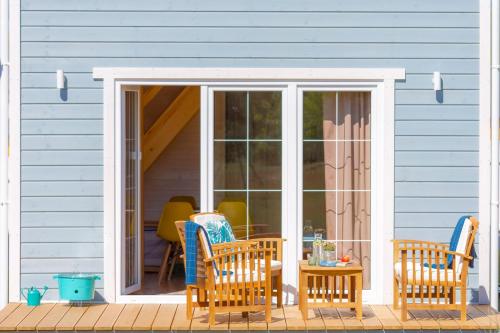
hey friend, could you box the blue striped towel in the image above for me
[185,221,201,285]
[424,215,475,269]
[185,221,217,285]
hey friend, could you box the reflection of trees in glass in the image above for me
[303,91,324,139]
[250,92,281,139]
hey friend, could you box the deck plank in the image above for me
[319,308,344,330]
[229,312,248,331]
[170,304,192,331]
[151,304,177,331]
[388,306,421,330]
[473,305,500,330]
[209,312,229,330]
[337,307,363,330]
[94,303,125,330]
[283,305,306,330]
[113,304,142,330]
[0,303,20,324]
[17,303,55,331]
[408,309,440,330]
[370,305,401,330]
[2,302,499,332]
[304,308,325,331]
[190,308,210,331]
[428,309,461,330]
[361,306,383,330]
[132,304,160,330]
[267,306,286,331]
[0,304,35,331]
[57,305,89,330]
[248,308,268,330]
[36,303,71,331]
[476,305,500,329]
[445,309,480,330]
[74,304,108,330]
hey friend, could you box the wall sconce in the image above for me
[56,69,65,89]
[432,71,442,91]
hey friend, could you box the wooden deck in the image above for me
[0,303,498,331]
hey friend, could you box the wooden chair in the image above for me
[191,212,284,307]
[393,216,478,321]
[175,220,273,324]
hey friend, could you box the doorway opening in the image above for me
[121,85,200,296]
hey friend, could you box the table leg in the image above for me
[349,275,355,311]
[300,272,308,320]
[355,272,363,320]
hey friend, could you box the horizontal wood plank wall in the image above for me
[19,0,480,300]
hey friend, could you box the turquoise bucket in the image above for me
[53,274,100,301]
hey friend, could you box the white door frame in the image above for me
[94,67,404,304]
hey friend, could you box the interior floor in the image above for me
[133,265,186,295]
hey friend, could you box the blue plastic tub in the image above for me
[53,274,100,301]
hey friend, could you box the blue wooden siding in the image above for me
[20,0,480,300]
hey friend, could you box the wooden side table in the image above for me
[298,260,363,320]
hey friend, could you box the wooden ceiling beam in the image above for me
[142,86,200,171]
[141,86,163,109]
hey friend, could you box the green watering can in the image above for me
[21,286,48,306]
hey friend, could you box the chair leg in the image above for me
[186,286,193,320]
[276,273,283,307]
[393,276,400,309]
[400,284,408,321]
[265,277,272,322]
[158,242,172,284]
[460,286,467,321]
[208,288,216,326]
[167,242,180,280]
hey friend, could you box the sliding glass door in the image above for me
[206,85,376,297]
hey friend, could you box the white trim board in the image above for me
[93,67,405,81]
[8,0,21,303]
[479,0,493,305]
[96,67,402,304]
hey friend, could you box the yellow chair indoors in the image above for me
[216,200,270,239]
[169,195,197,210]
[157,201,194,283]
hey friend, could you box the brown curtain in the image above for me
[323,92,371,288]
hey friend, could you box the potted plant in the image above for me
[320,241,337,267]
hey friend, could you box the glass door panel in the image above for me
[302,91,371,289]
[122,88,141,294]
[213,90,282,239]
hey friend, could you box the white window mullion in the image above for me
[203,86,212,212]
[285,83,298,303]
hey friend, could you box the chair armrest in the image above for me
[251,237,285,261]
[393,239,449,249]
[211,240,259,254]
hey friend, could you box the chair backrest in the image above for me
[190,212,226,224]
[157,202,194,242]
[454,216,479,274]
[169,195,197,210]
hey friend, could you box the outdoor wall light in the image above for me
[56,69,65,89]
[432,71,442,91]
